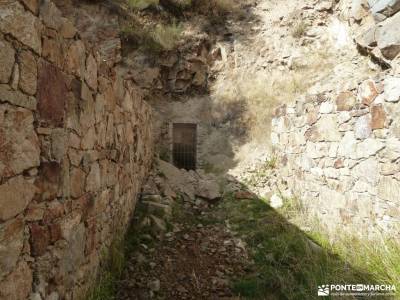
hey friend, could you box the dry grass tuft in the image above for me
[211,49,333,143]
[121,22,183,52]
[152,22,183,51]
[291,20,308,38]
[127,0,159,10]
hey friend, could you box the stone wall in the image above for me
[271,75,400,237]
[0,1,153,299]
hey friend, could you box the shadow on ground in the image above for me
[97,175,387,300]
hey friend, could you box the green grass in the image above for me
[219,195,400,300]
[87,235,125,300]
[86,205,157,300]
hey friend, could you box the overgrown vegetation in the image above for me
[243,156,277,187]
[220,195,400,299]
[121,21,183,52]
[87,206,158,300]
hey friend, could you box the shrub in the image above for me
[121,22,183,52]
[127,0,159,10]
[152,22,183,51]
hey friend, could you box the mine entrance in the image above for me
[173,123,197,170]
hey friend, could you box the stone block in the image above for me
[65,40,86,78]
[0,39,15,84]
[86,162,101,192]
[358,79,378,106]
[18,50,37,95]
[0,84,37,110]
[0,176,36,221]
[29,223,50,256]
[356,138,385,158]
[378,176,400,202]
[0,218,24,279]
[34,162,61,202]
[42,36,64,68]
[355,114,372,139]
[0,106,40,179]
[376,12,400,59]
[85,54,98,91]
[21,0,39,15]
[371,104,386,129]
[40,0,63,30]
[352,158,379,184]
[308,115,341,142]
[70,168,86,198]
[384,77,400,102]
[0,261,32,300]
[0,1,42,54]
[336,91,356,111]
[37,60,68,126]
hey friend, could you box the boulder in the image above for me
[196,179,221,202]
[369,0,400,17]
[355,26,378,50]
[376,12,400,60]
[158,160,196,199]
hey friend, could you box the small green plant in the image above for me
[265,155,277,169]
[291,20,308,38]
[87,204,158,300]
[87,235,125,300]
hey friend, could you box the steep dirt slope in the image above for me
[222,0,379,194]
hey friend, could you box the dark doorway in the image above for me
[173,123,197,170]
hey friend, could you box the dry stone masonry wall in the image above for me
[272,75,400,237]
[0,1,153,299]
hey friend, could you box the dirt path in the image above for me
[116,198,251,300]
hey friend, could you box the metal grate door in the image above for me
[172,123,197,170]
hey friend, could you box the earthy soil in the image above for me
[117,200,251,300]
